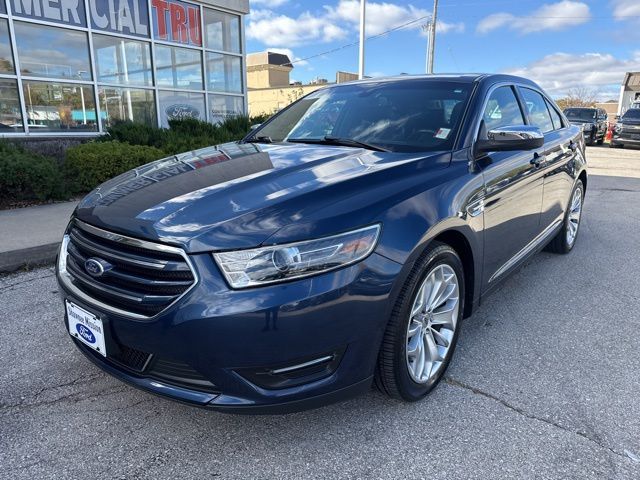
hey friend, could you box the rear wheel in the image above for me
[547,180,584,254]
[597,135,604,145]
[376,242,464,401]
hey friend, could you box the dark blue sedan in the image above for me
[56,74,587,413]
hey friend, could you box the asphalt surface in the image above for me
[1,146,640,479]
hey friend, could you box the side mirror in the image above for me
[476,125,544,154]
[250,123,262,130]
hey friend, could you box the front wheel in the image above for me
[547,180,584,254]
[375,242,464,401]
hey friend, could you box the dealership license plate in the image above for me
[66,301,107,357]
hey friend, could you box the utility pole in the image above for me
[421,23,431,74]
[426,0,438,74]
[358,0,366,79]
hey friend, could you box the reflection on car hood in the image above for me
[75,142,449,251]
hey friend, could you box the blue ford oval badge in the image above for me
[84,257,112,277]
[76,323,96,344]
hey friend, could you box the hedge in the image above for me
[0,115,271,205]
[64,141,166,194]
[0,142,66,204]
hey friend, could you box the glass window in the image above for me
[208,94,243,124]
[158,90,205,128]
[254,79,473,153]
[564,108,597,122]
[546,99,563,130]
[0,19,14,74]
[154,45,202,90]
[0,0,6,14]
[98,86,156,128]
[14,22,91,81]
[520,88,554,133]
[206,53,242,93]
[0,79,23,132]
[23,80,97,132]
[93,35,153,86]
[482,86,525,131]
[204,9,240,53]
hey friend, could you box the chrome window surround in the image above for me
[57,219,199,321]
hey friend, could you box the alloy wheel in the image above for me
[405,264,460,384]
[566,186,583,246]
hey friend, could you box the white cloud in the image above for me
[504,51,640,98]
[477,1,590,34]
[611,0,640,19]
[247,11,348,46]
[247,1,463,49]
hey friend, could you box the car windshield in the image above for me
[622,109,640,120]
[564,108,597,121]
[249,79,473,153]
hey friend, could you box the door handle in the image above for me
[530,152,544,168]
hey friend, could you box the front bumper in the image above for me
[611,134,640,145]
[58,249,402,413]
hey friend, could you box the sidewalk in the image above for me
[0,201,78,272]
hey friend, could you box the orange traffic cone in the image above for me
[604,125,613,143]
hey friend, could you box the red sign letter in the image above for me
[188,7,201,46]
[169,3,188,44]
[152,0,169,39]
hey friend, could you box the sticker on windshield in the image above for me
[434,128,451,139]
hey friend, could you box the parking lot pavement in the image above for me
[1,146,639,479]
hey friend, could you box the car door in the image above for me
[519,88,577,230]
[477,85,546,289]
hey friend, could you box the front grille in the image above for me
[62,220,196,318]
[111,344,152,372]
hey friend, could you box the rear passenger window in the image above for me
[520,88,554,133]
[482,86,525,131]
[545,99,563,130]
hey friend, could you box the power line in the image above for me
[284,11,640,67]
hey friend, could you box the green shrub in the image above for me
[64,141,165,194]
[100,115,271,155]
[0,141,66,203]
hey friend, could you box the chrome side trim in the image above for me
[270,355,334,375]
[58,220,199,321]
[488,219,562,283]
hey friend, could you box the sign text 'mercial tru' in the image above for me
[9,0,150,37]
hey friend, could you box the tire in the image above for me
[586,132,595,146]
[610,142,623,149]
[547,180,584,254]
[375,242,464,401]
[597,136,604,145]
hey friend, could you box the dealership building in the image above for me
[0,0,249,138]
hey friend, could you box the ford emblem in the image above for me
[84,257,112,277]
[76,323,96,344]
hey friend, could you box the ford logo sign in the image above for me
[84,257,112,278]
[76,323,96,344]
[165,104,200,121]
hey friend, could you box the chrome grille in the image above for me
[59,220,197,319]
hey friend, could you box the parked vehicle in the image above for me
[563,107,608,145]
[611,108,640,148]
[56,74,587,413]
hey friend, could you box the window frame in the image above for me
[517,86,557,134]
[0,1,247,137]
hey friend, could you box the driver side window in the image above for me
[482,86,525,132]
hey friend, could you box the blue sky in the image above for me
[245,0,640,100]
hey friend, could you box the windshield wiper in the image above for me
[287,136,390,152]
[245,135,273,144]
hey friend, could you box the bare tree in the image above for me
[556,87,600,110]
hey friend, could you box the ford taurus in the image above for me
[56,74,587,413]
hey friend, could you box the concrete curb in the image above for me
[0,242,60,273]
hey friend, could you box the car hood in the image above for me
[620,117,640,126]
[567,119,595,125]
[74,142,450,252]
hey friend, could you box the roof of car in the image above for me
[335,73,539,87]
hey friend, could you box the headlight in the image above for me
[213,224,381,288]
[582,123,593,131]
[615,123,623,132]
